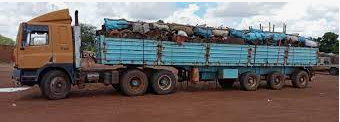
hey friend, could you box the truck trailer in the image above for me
[12,9,318,100]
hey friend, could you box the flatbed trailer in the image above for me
[12,9,318,100]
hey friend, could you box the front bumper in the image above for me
[11,68,37,86]
[11,68,21,86]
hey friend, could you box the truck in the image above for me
[316,52,338,75]
[12,9,318,100]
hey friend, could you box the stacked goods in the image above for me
[97,18,318,47]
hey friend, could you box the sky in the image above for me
[0,2,338,40]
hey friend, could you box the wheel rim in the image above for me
[274,77,281,86]
[50,76,67,95]
[128,77,144,91]
[157,75,172,90]
[247,77,256,87]
[299,76,306,85]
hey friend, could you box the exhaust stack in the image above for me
[75,10,79,26]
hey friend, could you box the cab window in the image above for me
[27,32,48,46]
[22,25,49,47]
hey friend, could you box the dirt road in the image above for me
[0,64,338,122]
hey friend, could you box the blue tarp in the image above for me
[272,33,287,41]
[193,27,213,39]
[230,29,288,43]
[104,18,129,30]
[230,29,245,38]
[298,36,306,42]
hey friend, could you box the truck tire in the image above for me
[150,70,177,95]
[267,72,285,90]
[218,79,235,89]
[40,70,71,100]
[329,67,338,75]
[291,70,309,88]
[120,69,148,96]
[240,72,259,91]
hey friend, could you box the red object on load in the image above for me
[176,36,186,44]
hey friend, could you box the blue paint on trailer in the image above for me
[96,36,318,80]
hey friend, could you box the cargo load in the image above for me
[98,18,318,47]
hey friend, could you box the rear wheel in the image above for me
[240,72,259,91]
[40,70,71,100]
[218,79,235,89]
[291,70,309,88]
[150,70,177,95]
[267,72,285,90]
[120,69,148,96]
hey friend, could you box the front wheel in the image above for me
[40,70,71,100]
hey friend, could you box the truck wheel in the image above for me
[240,72,259,91]
[40,70,71,100]
[218,79,235,89]
[291,70,309,88]
[267,72,285,90]
[120,69,148,96]
[150,70,177,95]
[329,67,338,75]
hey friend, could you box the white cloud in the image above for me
[165,4,205,25]
[206,2,286,17]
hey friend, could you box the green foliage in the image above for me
[316,32,339,54]
[0,34,15,46]
[80,23,97,52]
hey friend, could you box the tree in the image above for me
[80,23,97,51]
[317,32,339,54]
[0,34,15,46]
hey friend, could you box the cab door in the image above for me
[17,24,52,69]
[51,25,73,64]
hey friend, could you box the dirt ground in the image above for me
[0,64,338,122]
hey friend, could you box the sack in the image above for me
[286,35,298,42]
[169,24,193,36]
[272,33,287,41]
[151,23,170,31]
[212,29,229,37]
[304,39,318,47]
[193,27,213,39]
[263,33,273,40]
[177,30,188,37]
[132,23,150,33]
[230,29,245,38]
[245,32,265,41]
[104,18,129,30]
[298,36,305,42]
